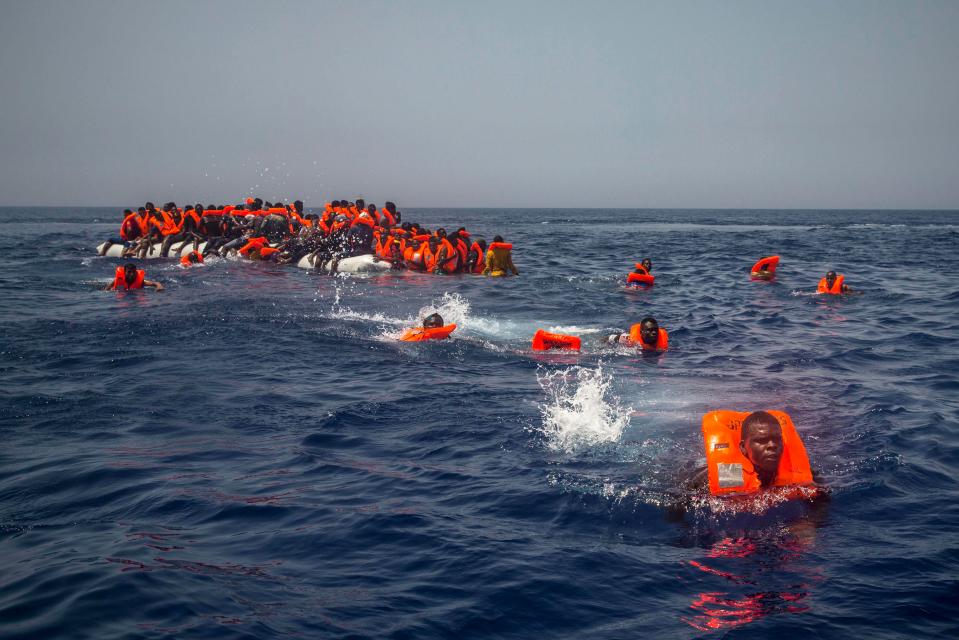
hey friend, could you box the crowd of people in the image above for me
[99,197,518,276]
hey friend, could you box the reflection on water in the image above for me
[679,505,827,632]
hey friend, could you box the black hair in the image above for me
[123,262,138,273]
[493,235,504,243]
[741,411,782,445]
[423,313,443,328]
[640,316,658,328]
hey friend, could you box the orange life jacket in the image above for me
[180,251,203,266]
[400,323,457,342]
[627,325,669,351]
[135,213,152,235]
[405,241,428,271]
[380,208,396,227]
[626,263,655,286]
[183,210,202,228]
[428,238,458,272]
[701,410,815,497]
[531,329,581,351]
[488,242,512,251]
[454,237,468,266]
[120,212,141,240]
[350,214,375,229]
[111,266,145,290]
[239,236,268,256]
[751,255,780,275]
[817,274,845,294]
[467,241,486,274]
[154,210,179,236]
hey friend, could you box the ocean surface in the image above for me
[1,207,957,639]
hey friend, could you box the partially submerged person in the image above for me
[750,255,779,281]
[400,312,457,341]
[483,235,519,277]
[626,259,655,286]
[817,270,851,294]
[607,316,668,351]
[687,410,821,497]
[105,262,164,291]
[180,250,203,266]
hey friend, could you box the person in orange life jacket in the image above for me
[818,270,851,294]
[104,262,164,291]
[606,316,667,350]
[483,235,519,276]
[447,228,470,271]
[630,258,653,278]
[429,229,458,274]
[365,204,381,226]
[400,313,456,341]
[685,411,822,492]
[160,204,203,257]
[466,238,488,273]
[342,214,376,257]
[381,201,400,227]
[99,209,138,255]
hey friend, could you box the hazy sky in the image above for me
[1,0,957,208]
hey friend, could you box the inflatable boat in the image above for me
[96,241,391,273]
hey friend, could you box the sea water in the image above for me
[0,207,957,638]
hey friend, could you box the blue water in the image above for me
[1,207,958,639]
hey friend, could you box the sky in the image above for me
[1,0,957,209]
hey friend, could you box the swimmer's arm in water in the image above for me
[683,466,709,493]
[507,253,519,275]
[143,279,164,292]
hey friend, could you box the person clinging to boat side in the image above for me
[104,262,164,291]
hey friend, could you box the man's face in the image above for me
[826,272,837,286]
[640,323,659,345]
[740,422,784,473]
[124,267,137,284]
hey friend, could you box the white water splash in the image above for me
[537,365,633,452]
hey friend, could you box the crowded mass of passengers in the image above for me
[99,197,518,276]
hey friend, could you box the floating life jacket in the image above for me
[180,251,203,266]
[111,266,145,290]
[750,255,780,276]
[531,329,581,351]
[627,324,669,351]
[626,263,655,286]
[817,274,845,294]
[400,323,457,342]
[701,410,815,497]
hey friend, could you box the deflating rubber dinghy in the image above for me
[97,242,390,273]
[97,241,207,258]
[295,253,391,273]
